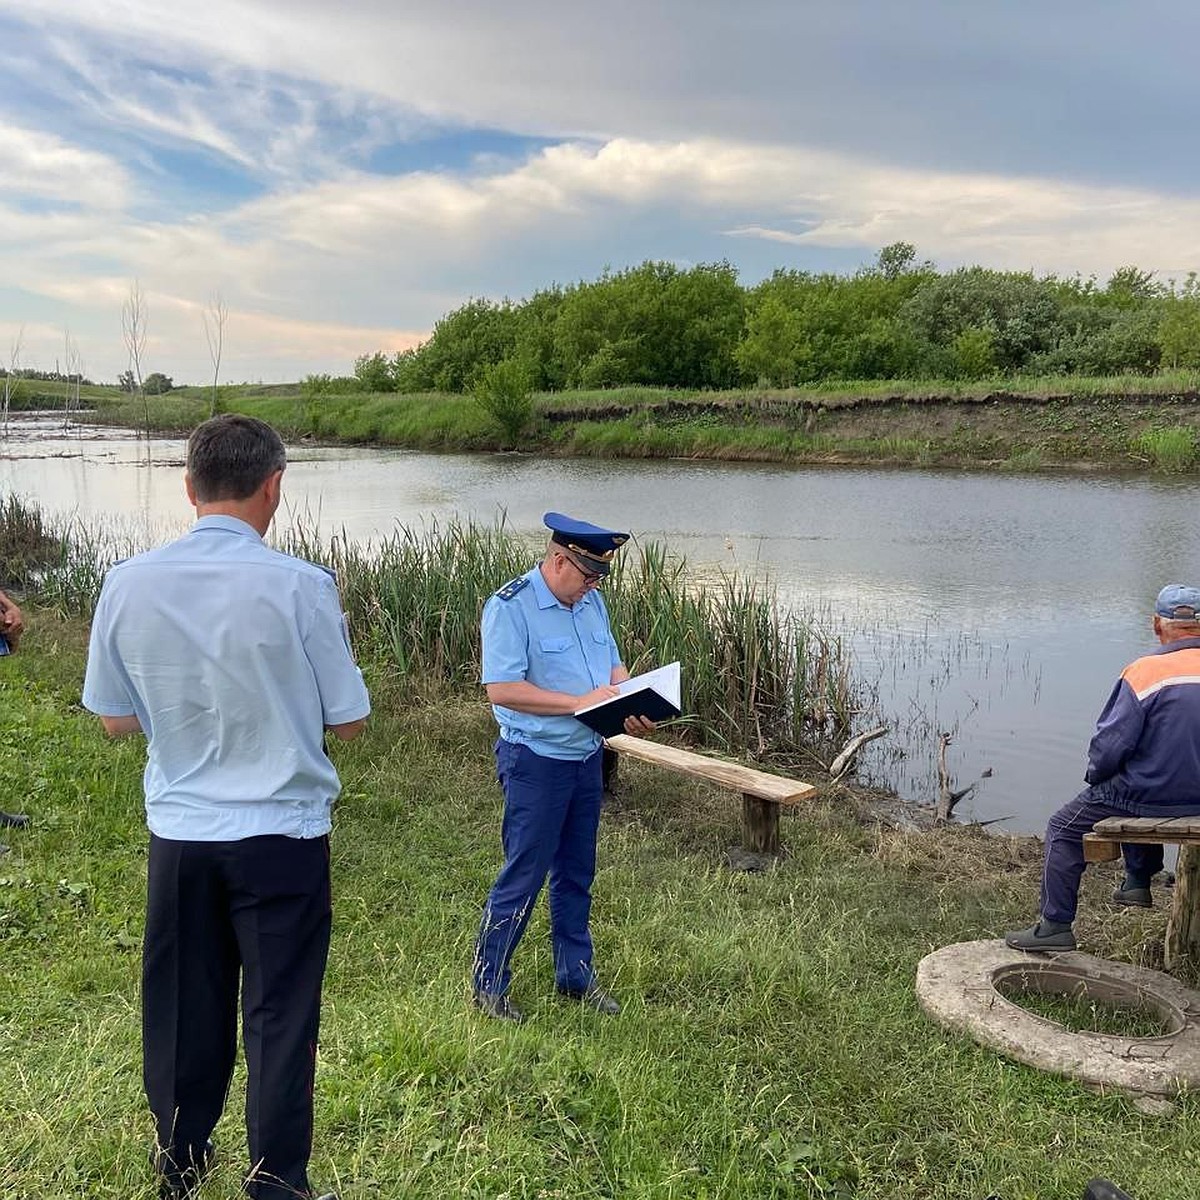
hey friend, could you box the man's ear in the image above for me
[184,474,198,507]
[263,469,284,507]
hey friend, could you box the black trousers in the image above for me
[143,833,332,1200]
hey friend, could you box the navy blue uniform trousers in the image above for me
[143,833,331,1200]
[474,740,604,997]
[1040,782,1200,923]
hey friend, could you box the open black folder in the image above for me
[573,662,681,738]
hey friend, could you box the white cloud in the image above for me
[0,122,127,208]
[4,3,1200,383]
[8,131,1200,383]
[223,137,1200,280]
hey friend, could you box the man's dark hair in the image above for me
[186,414,287,502]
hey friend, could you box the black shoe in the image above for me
[1004,921,1077,952]
[153,1139,216,1199]
[558,982,621,1015]
[1083,1180,1136,1200]
[0,811,28,828]
[1111,882,1153,909]
[473,991,525,1023]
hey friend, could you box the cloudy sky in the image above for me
[2,1,1199,384]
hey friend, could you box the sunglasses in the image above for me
[561,552,604,585]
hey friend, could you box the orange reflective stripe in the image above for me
[1123,648,1200,700]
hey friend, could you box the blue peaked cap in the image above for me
[544,511,629,575]
[1156,583,1200,619]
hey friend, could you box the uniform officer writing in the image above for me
[473,512,655,1023]
[83,415,370,1200]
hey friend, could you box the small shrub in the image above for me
[1133,425,1197,473]
[473,358,534,445]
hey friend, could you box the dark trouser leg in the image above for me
[231,835,332,1200]
[549,749,604,991]
[143,836,239,1188]
[1039,787,1134,924]
[1122,843,1165,887]
[473,742,572,997]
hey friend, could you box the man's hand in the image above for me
[100,714,143,737]
[578,684,621,710]
[621,715,656,737]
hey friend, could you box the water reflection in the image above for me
[3,412,1200,833]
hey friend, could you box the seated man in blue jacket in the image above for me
[1007,584,1200,952]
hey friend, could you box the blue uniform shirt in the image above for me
[82,515,371,841]
[481,564,622,760]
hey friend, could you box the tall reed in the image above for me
[0,495,142,615]
[2,495,859,764]
[281,517,531,682]
[0,493,63,586]
[285,519,857,763]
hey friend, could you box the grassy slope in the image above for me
[1,615,1196,1200]
[80,373,1200,471]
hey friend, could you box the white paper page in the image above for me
[614,661,680,707]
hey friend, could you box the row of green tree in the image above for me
[345,244,1200,394]
[0,367,94,385]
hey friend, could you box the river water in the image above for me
[4,412,1200,833]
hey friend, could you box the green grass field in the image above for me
[62,371,1200,473]
[1,614,1196,1199]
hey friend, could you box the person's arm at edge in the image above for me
[0,588,24,650]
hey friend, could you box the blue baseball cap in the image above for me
[544,511,629,576]
[1155,584,1200,619]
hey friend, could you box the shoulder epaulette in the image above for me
[495,576,529,601]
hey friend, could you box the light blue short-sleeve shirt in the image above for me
[481,564,623,760]
[83,515,371,841]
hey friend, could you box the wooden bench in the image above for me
[605,734,816,855]
[1083,816,1200,970]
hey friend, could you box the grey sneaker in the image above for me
[1111,883,1153,909]
[473,991,525,1023]
[558,982,621,1015]
[1004,921,1077,952]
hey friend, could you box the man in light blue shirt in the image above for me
[472,512,655,1023]
[83,415,369,1200]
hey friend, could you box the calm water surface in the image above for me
[5,413,1200,833]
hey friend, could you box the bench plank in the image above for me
[1083,817,1200,863]
[605,734,814,803]
[1090,816,1200,838]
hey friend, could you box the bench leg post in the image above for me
[742,793,780,856]
[1166,843,1200,976]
